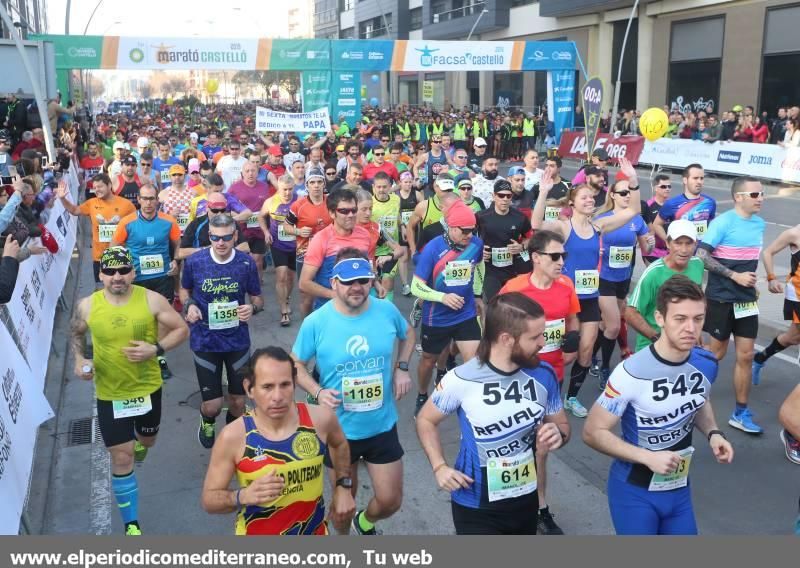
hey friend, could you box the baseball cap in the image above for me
[585,165,604,176]
[189,132,198,140]
[493,179,513,193]
[457,178,473,189]
[336,144,345,152]
[667,218,698,242]
[169,164,186,175]
[113,141,126,150]
[592,148,609,161]
[507,166,525,178]
[732,105,744,113]
[268,145,283,156]
[474,137,487,147]
[306,167,325,183]
[100,246,133,270]
[136,136,149,149]
[436,175,455,191]
[332,257,375,282]
[188,158,201,173]
[122,155,137,166]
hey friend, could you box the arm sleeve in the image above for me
[0,192,22,234]
[411,275,445,302]
[473,260,485,296]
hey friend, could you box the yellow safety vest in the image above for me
[453,123,467,141]
[398,122,411,141]
[523,118,535,137]
[431,123,444,136]
[472,119,487,138]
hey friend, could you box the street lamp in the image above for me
[610,0,640,132]
[82,0,108,35]
[459,8,490,109]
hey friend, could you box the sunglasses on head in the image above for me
[336,207,358,216]
[536,251,568,262]
[209,233,235,242]
[101,266,133,276]
[736,191,764,199]
[338,277,372,286]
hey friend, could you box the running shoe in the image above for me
[537,508,565,535]
[158,356,172,381]
[198,418,216,448]
[125,524,142,536]
[780,429,800,465]
[751,360,764,385]
[598,368,610,391]
[409,298,422,328]
[414,393,428,419]
[728,408,763,435]
[351,510,379,535]
[564,397,588,418]
[133,441,148,463]
[401,284,411,296]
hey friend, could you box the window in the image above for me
[341,0,354,10]
[410,7,422,31]
[667,17,724,115]
[359,14,391,39]
[760,5,800,113]
[340,27,354,39]
[494,72,523,107]
[431,1,447,23]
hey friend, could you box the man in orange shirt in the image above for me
[56,173,136,285]
[499,228,580,536]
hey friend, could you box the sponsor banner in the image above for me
[331,40,393,71]
[521,41,576,71]
[115,37,262,70]
[270,39,331,70]
[558,132,646,165]
[638,139,800,183]
[581,76,604,160]
[301,71,332,114]
[398,41,517,71]
[256,107,331,133]
[31,34,104,69]
[548,70,575,144]
[331,71,361,127]
[422,81,434,103]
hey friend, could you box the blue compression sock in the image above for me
[112,471,139,525]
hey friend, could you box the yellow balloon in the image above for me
[639,107,669,141]
[166,96,174,105]
[206,78,219,94]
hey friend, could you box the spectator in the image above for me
[0,178,23,234]
[779,119,800,148]
[0,235,20,303]
[721,111,737,141]
[733,114,754,142]
[701,115,722,143]
[770,108,788,144]
[751,115,769,143]
[11,130,43,160]
[47,94,74,134]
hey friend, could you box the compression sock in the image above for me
[357,511,375,532]
[435,367,447,386]
[566,363,590,399]
[754,337,787,364]
[112,471,139,525]
[225,410,238,425]
[446,353,457,370]
[600,334,617,370]
[592,333,603,359]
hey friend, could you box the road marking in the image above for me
[89,392,112,535]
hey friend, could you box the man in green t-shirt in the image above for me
[626,219,705,351]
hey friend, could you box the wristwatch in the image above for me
[396,361,409,372]
[155,342,165,356]
[335,477,353,489]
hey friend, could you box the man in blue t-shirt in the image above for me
[652,163,716,243]
[696,176,766,434]
[152,140,182,189]
[411,200,485,417]
[180,213,263,449]
[201,131,222,161]
[292,251,415,536]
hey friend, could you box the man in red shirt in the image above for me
[362,145,399,183]
[80,141,106,199]
[261,144,286,188]
[499,228,580,537]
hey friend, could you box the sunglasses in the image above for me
[736,191,764,199]
[657,184,671,189]
[141,162,152,167]
[432,139,442,143]
[171,173,184,177]
[373,152,385,156]
[139,196,157,201]
[338,277,372,286]
[455,155,468,159]
[381,139,390,142]
[101,266,133,276]
[459,185,473,191]
[208,207,227,214]
[457,227,476,234]
[536,251,568,262]
[326,171,337,176]
[495,193,513,199]
[614,190,631,197]
[336,207,358,216]
[209,233,235,242]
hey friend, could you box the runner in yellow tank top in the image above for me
[201,346,356,535]
[71,246,188,535]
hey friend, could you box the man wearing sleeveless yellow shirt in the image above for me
[70,246,188,535]
[202,346,355,535]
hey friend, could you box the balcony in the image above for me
[538,0,656,18]
[422,1,510,40]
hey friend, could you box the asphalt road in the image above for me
[26,161,800,536]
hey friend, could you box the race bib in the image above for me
[545,206,561,221]
[176,214,190,232]
[609,245,634,269]
[692,220,708,237]
[379,215,398,235]
[208,301,239,330]
[277,223,295,242]
[444,260,472,287]
[246,214,260,229]
[342,374,384,412]
[139,254,165,276]
[112,395,152,419]
[519,249,530,263]
[98,223,117,243]
[541,319,566,354]
[733,301,759,319]
[648,447,694,492]
[574,269,599,295]
[160,170,170,183]
[401,210,413,225]
[491,247,513,268]
[486,450,537,502]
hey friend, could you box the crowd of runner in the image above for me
[4,100,798,536]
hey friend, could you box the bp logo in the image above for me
[346,335,369,357]
[292,431,320,459]
[129,48,144,63]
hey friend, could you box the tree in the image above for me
[280,74,299,104]
[88,75,105,98]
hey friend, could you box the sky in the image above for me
[47,0,288,38]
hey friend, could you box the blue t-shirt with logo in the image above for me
[181,249,261,352]
[657,193,716,239]
[414,234,483,328]
[596,211,648,282]
[152,155,182,188]
[292,298,408,440]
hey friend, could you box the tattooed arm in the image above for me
[696,244,757,288]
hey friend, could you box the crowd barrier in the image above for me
[0,162,80,534]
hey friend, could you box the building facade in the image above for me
[0,0,48,40]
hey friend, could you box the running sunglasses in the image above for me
[101,266,133,276]
[338,278,372,286]
[326,170,337,176]
[455,155,468,159]
[736,191,765,199]
[614,190,631,197]
[209,233,235,242]
[656,184,671,189]
[536,251,568,261]
[336,207,358,215]
[494,193,513,199]
[457,227,476,234]
[208,207,227,214]
[431,138,442,143]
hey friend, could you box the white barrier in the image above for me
[0,162,79,534]
[639,138,800,183]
